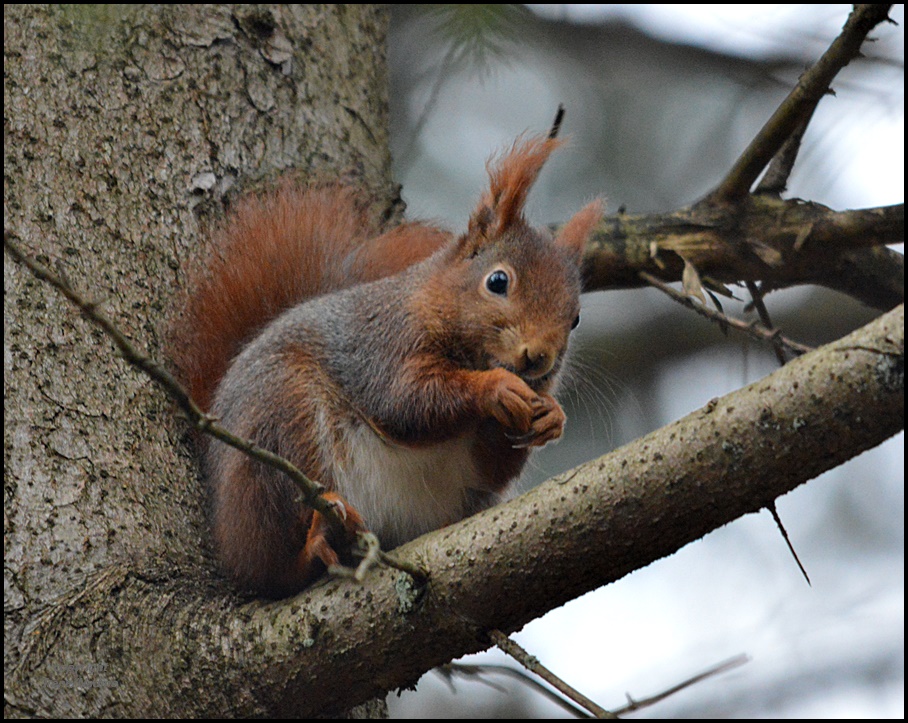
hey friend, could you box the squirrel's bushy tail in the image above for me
[170,184,449,412]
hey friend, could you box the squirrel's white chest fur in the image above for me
[331,422,497,550]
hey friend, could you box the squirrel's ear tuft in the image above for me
[555,199,603,265]
[468,135,564,240]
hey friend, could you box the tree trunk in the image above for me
[5,4,393,717]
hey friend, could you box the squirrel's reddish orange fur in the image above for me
[172,136,602,597]
[175,186,450,413]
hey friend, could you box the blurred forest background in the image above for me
[385,5,903,718]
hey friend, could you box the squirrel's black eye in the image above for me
[486,269,509,296]
[571,313,581,330]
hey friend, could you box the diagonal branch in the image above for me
[709,4,895,203]
[576,6,903,311]
[8,304,901,716]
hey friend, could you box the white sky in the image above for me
[530,4,904,210]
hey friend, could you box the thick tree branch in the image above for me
[579,199,904,310]
[9,305,902,717]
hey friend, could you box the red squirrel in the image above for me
[172,135,602,597]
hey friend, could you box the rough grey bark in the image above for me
[5,4,393,718]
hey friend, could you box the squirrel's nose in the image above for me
[518,346,555,379]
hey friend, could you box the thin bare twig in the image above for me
[489,629,618,719]
[745,281,788,366]
[439,662,593,718]
[639,271,814,357]
[766,502,811,586]
[472,633,749,719]
[4,233,333,512]
[753,114,814,197]
[614,654,750,714]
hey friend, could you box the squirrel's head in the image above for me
[428,136,603,387]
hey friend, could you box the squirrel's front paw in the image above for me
[482,368,541,433]
[481,369,565,447]
[507,393,566,448]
